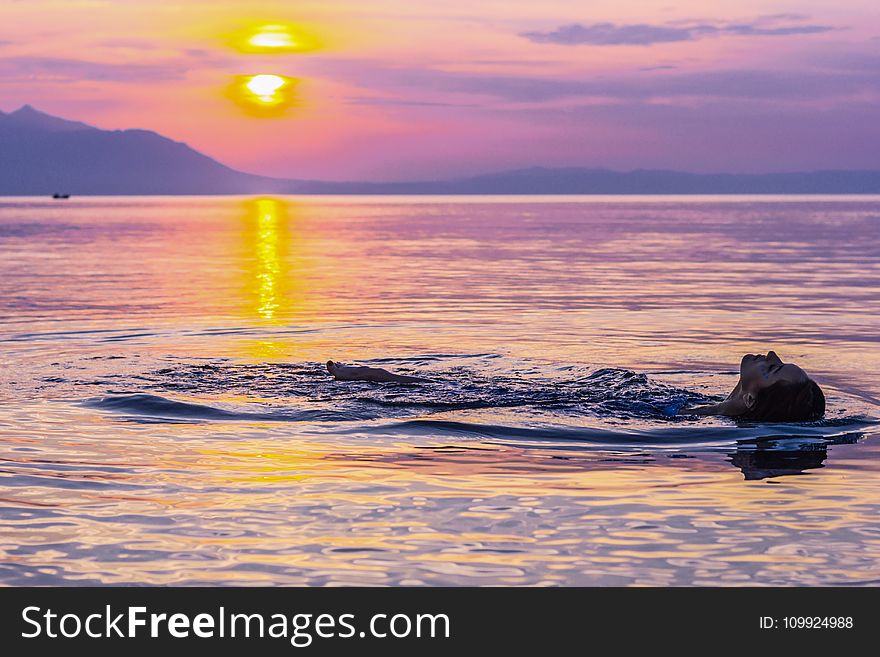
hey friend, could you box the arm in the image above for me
[684,381,742,416]
[685,402,727,416]
[326,360,429,383]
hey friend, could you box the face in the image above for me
[738,351,808,408]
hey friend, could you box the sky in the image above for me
[1,0,879,181]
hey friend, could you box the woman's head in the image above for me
[735,351,825,421]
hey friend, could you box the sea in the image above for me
[1,195,878,586]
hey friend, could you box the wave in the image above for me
[355,417,877,446]
[79,362,715,427]
[70,356,880,453]
[82,392,878,450]
[132,361,719,421]
[82,393,375,423]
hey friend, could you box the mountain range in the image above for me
[1,105,879,195]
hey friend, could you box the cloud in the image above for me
[345,96,475,108]
[521,17,835,46]
[757,14,810,22]
[314,59,880,104]
[722,23,834,37]
[0,56,190,82]
[522,23,694,46]
[414,68,878,103]
[98,38,157,50]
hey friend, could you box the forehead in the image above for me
[743,358,807,379]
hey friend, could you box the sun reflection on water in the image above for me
[253,198,283,320]
[236,197,355,360]
[240,198,294,359]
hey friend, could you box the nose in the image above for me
[766,350,781,363]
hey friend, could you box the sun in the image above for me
[230,23,320,54]
[227,74,298,116]
[247,25,297,49]
[245,74,286,103]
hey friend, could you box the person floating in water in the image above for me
[326,350,825,422]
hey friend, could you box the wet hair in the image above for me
[738,379,825,422]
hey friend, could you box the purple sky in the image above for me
[1,1,879,180]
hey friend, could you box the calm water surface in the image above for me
[1,196,879,586]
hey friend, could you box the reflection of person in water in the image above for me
[730,444,828,480]
[731,432,861,480]
[327,350,826,422]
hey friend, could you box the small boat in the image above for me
[52,193,70,199]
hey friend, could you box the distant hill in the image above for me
[1,105,879,195]
[0,105,303,195]
[413,166,880,195]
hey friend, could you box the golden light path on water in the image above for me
[251,198,283,319]
[240,197,302,359]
